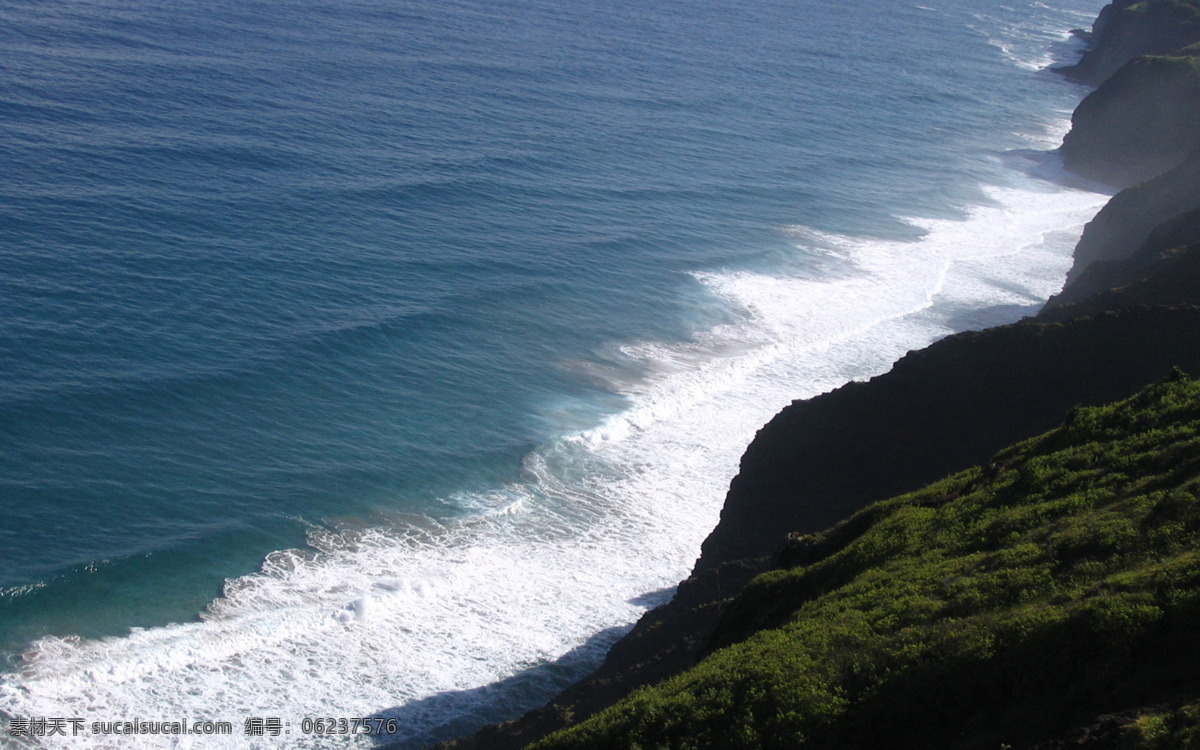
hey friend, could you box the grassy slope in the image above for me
[533,375,1200,749]
[1130,0,1200,29]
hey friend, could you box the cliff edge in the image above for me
[427,3,1200,748]
[1061,0,1200,85]
[1052,150,1200,286]
[1060,55,1200,187]
[534,374,1200,749]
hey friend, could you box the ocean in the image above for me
[1,0,1108,746]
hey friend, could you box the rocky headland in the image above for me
[1060,54,1200,186]
[1061,0,1200,85]
[428,2,1200,747]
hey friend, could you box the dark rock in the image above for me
[1041,207,1200,318]
[1060,56,1200,187]
[697,307,1200,571]
[1061,0,1200,86]
[1041,243,1200,320]
[1054,150,1200,285]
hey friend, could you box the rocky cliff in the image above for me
[1062,0,1200,85]
[1060,55,1200,187]
[1051,150,1200,286]
[429,3,1200,748]
[1044,203,1200,313]
[533,374,1200,749]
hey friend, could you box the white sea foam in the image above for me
[0,5,1113,737]
[0,164,1108,749]
[0,0,1121,746]
[972,2,1096,72]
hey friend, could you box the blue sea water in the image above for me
[1,0,1107,746]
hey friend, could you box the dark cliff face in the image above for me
[1044,204,1200,313]
[698,307,1200,572]
[1063,0,1200,86]
[1052,151,1200,286]
[1060,55,1200,187]
[536,375,1200,750]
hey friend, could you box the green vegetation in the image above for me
[534,375,1200,749]
[1111,700,1200,748]
[1145,52,1200,72]
[1128,0,1200,28]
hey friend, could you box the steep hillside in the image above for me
[1042,207,1200,316]
[1063,0,1200,85]
[534,376,1200,749]
[429,4,1200,748]
[436,305,1200,750]
[1060,55,1200,187]
[1052,152,1200,286]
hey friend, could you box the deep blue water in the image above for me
[1,0,1107,745]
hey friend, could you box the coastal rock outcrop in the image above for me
[1062,0,1200,85]
[1053,150,1200,285]
[697,310,1200,573]
[1044,204,1200,314]
[1060,55,1200,187]
[533,375,1200,749]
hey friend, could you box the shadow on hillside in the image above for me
[943,301,1044,333]
[998,146,1116,193]
[370,587,676,749]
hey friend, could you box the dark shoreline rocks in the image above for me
[1044,202,1200,316]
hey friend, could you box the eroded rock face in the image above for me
[1044,205,1200,314]
[697,307,1200,574]
[1054,151,1200,286]
[1062,0,1200,86]
[1060,56,1200,187]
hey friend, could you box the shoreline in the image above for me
[433,0,1200,746]
[0,2,1126,747]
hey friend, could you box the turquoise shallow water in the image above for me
[0,0,1107,745]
